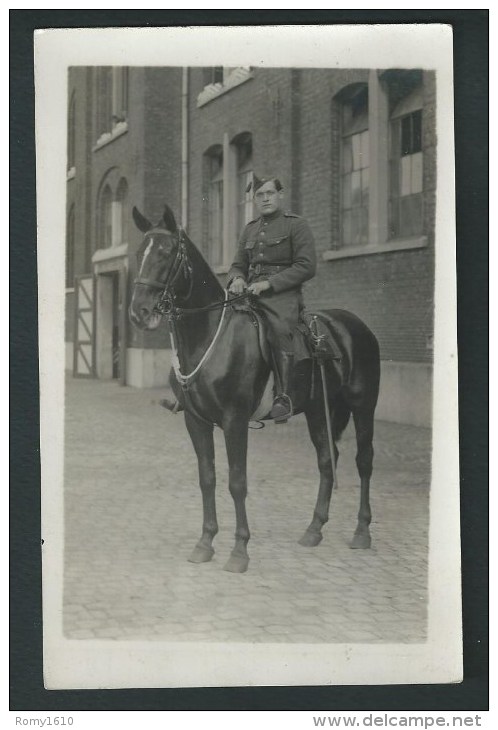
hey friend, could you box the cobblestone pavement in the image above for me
[63,377,431,644]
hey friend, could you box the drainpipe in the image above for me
[181,67,189,228]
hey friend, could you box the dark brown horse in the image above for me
[129,204,380,573]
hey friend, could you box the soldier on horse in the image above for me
[228,175,329,423]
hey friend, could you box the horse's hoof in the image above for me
[223,554,249,573]
[188,545,215,563]
[298,530,323,547]
[350,532,371,549]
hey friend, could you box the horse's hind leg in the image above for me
[185,413,218,563]
[298,404,338,547]
[222,415,250,573]
[350,406,375,549]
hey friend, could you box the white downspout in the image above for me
[181,67,188,229]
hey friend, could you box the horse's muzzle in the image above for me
[129,304,162,330]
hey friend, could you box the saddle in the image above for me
[231,304,342,421]
[231,299,342,366]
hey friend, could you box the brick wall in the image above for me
[298,68,436,363]
[67,66,437,369]
[188,68,295,256]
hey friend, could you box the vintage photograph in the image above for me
[36,25,461,688]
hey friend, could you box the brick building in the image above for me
[66,66,436,426]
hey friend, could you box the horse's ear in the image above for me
[132,206,153,233]
[162,205,178,233]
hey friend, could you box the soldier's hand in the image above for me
[248,280,271,296]
[228,277,246,295]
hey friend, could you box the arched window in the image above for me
[233,132,253,237]
[99,185,113,249]
[206,147,224,266]
[388,77,424,238]
[66,205,75,288]
[340,84,369,247]
[67,92,76,172]
[116,178,129,245]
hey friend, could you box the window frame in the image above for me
[326,71,428,263]
[94,66,129,150]
[388,85,424,241]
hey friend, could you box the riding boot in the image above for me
[159,395,183,414]
[270,351,294,424]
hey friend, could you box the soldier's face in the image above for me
[254,181,284,216]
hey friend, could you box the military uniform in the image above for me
[228,209,317,351]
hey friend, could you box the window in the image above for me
[206,148,224,267]
[66,206,75,288]
[204,67,224,86]
[389,84,424,238]
[340,85,369,247]
[96,67,113,139]
[95,66,129,143]
[67,92,76,172]
[116,178,129,245]
[99,185,113,249]
[325,70,428,262]
[204,133,254,270]
[234,133,254,237]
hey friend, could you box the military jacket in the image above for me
[228,210,317,294]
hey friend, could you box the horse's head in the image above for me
[129,204,185,330]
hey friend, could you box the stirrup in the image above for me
[159,396,183,414]
[270,394,293,424]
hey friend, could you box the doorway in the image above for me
[95,268,127,383]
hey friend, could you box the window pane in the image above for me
[351,210,361,246]
[361,167,369,206]
[399,194,423,237]
[352,134,362,170]
[213,67,223,84]
[411,151,423,194]
[390,118,400,160]
[209,179,224,266]
[360,131,369,169]
[342,210,352,246]
[389,200,399,239]
[351,171,361,207]
[360,207,369,245]
[400,155,412,196]
[389,159,399,198]
[342,173,352,208]
[412,110,422,153]
[342,137,352,173]
[401,115,412,156]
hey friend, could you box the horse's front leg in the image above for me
[222,415,250,573]
[185,412,218,563]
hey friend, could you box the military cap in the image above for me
[246,175,284,194]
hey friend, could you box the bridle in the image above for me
[133,228,194,315]
[132,227,251,397]
[133,227,250,319]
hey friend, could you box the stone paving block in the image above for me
[63,378,431,644]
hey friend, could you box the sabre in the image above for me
[312,316,339,491]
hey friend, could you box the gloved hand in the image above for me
[248,280,271,296]
[228,277,246,295]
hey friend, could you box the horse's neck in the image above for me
[182,239,224,309]
[173,240,226,368]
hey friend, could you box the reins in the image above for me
[168,289,231,390]
[134,227,252,386]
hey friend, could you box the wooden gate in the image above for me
[73,275,95,378]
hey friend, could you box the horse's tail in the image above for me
[332,392,351,443]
